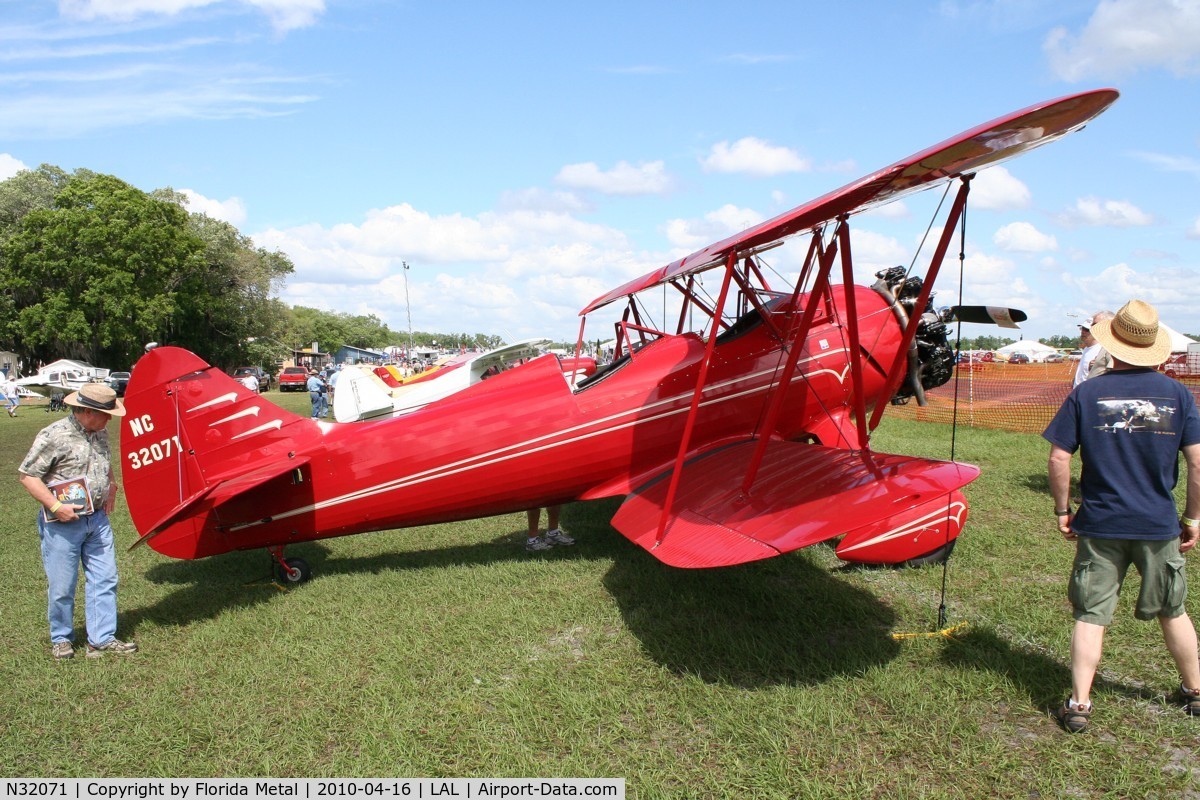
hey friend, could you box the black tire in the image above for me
[902,539,956,568]
[275,557,312,584]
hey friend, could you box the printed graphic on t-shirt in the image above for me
[1095,398,1177,435]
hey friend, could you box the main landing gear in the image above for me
[268,545,312,584]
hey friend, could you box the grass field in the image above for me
[1,392,1198,797]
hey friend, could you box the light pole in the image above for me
[402,261,414,359]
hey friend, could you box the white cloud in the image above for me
[58,0,325,33]
[1065,262,1200,328]
[251,203,645,340]
[0,73,319,139]
[1044,0,1200,81]
[662,204,762,250]
[554,160,672,196]
[1058,196,1154,227]
[846,229,910,284]
[497,188,591,214]
[0,153,28,180]
[994,221,1057,253]
[0,38,224,64]
[1133,150,1200,179]
[1189,215,1200,239]
[970,166,1031,211]
[863,200,910,220]
[180,189,247,225]
[701,137,810,177]
[936,249,1035,312]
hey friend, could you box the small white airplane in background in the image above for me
[333,338,596,422]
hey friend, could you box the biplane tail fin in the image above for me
[610,441,978,568]
[120,346,319,559]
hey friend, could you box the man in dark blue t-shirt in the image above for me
[1043,299,1200,733]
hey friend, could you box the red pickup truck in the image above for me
[277,366,309,391]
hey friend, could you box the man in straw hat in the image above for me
[18,382,138,660]
[1044,299,1200,732]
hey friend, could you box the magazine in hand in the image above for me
[42,475,93,522]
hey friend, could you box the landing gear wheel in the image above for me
[275,557,312,584]
[903,539,956,568]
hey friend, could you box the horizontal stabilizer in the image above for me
[130,455,313,552]
[133,484,217,545]
[611,440,979,568]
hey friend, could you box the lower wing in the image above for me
[611,440,979,568]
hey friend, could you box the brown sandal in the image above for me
[1055,699,1092,733]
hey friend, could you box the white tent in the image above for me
[994,340,1059,362]
[1161,323,1197,353]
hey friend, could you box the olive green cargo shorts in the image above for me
[1069,535,1188,625]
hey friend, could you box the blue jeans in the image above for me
[38,510,119,646]
[309,391,323,418]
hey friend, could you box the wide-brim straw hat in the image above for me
[64,382,126,417]
[1090,299,1172,368]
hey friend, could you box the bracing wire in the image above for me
[936,182,970,631]
[889,178,971,640]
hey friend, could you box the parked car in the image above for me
[232,366,272,392]
[277,366,309,391]
[1160,352,1200,379]
[1009,353,1031,364]
[1044,352,1065,363]
[107,371,131,396]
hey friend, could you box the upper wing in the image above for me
[610,440,980,568]
[581,89,1118,315]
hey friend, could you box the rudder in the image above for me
[121,346,315,558]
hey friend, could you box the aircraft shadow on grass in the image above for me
[121,498,899,688]
[601,553,899,688]
[582,499,902,689]
[122,527,587,631]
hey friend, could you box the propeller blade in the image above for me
[944,305,1027,329]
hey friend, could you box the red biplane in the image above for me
[120,89,1118,581]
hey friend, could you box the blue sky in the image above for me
[2,0,1199,345]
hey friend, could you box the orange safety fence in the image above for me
[889,362,1200,434]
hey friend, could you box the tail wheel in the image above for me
[275,557,312,584]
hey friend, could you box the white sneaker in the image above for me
[544,528,575,546]
[525,536,553,552]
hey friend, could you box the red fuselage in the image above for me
[123,285,903,559]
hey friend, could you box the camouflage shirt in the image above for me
[19,413,112,509]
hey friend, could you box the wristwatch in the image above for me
[1055,507,1072,516]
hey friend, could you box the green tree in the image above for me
[1,173,205,368]
[1039,334,1078,349]
[0,172,295,370]
[0,164,77,247]
[161,197,294,367]
[280,307,396,358]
